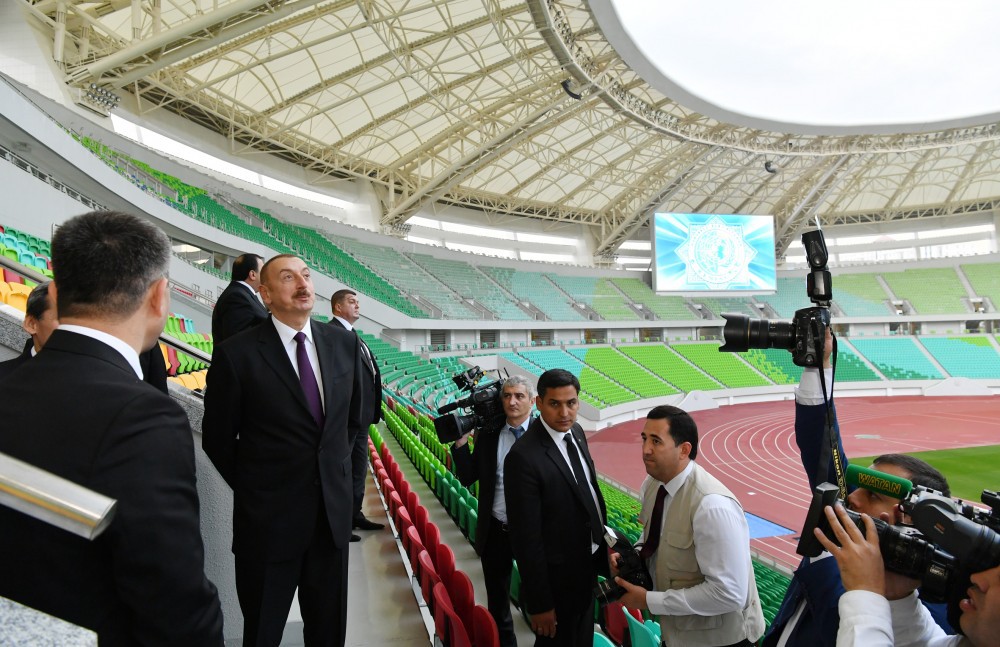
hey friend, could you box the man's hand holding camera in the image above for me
[610,552,649,610]
[814,503,886,595]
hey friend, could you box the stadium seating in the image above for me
[881,267,969,315]
[671,343,771,388]
[483,267,587,321]
[918,336,1000,379]
[832,273,893,316]
[610,277,696,320]
[849,337,943,380]
[619,345,721,392]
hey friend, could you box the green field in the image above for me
[853,445,1000,503]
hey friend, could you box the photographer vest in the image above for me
[643,463,765,647]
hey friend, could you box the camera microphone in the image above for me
[846,464,913,499]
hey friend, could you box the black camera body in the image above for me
[432,366,507,444]
[799,482,1000,624]
[595,527,654,607]
[720,229,832,368]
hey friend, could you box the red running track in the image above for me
[590,395,1000,569]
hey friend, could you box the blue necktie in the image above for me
[294,332,324,429]
[510,425,524,440]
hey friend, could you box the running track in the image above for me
[590,395,1000,569]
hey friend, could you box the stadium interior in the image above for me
[2,1,1000,645]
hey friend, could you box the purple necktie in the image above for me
[639,485,668,560]
[294,331,324,428]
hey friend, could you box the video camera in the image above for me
[799,482,1000,626]
[720,229,831,368]
[432,366,507,444]
[594,526,654,607]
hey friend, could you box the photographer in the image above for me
[814,503,995,646]
[451,374,535,647]
[612,405,765,647]
[763,330,953,647]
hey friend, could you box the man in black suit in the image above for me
[329,288,385,541]
[0,280,57,380]
[0,210,224,645]
[211,252,267,343]
[452,374,535,647]
[504,369,608,646]
[203,254,364,647]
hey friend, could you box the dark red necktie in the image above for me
[294,332,324,428]
[639,485,668,559]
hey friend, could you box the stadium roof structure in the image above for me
[20,0,1000,261]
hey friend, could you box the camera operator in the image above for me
[611,405,765,647]
[451,374,535,647]
[815,503,998,646]
[763,329,953,647]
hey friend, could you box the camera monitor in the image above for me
[652,213,777,295]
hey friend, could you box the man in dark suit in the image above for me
[0,280,57,380]
[0,210,224,645]
[504,369,608,646]
[211,252,267,343]
[203,254,365,647]
[329,288,385,541]
[452,374,535,647]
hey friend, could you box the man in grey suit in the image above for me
[204,254,364,647]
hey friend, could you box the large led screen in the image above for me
[652,213,776,294]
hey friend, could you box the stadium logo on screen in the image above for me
[677,216,756,288]
[652,213,776,294]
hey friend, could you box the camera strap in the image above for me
[814,332,848,499]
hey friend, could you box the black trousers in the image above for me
[482,517,517,647]
[350,424,369,519]
[235,505,349,647]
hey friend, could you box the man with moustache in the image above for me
[203,254,364,647]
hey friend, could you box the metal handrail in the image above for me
[0,253,212,365]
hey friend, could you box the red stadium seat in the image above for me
[423,521,441,569]
[405,525,425,572]
[471,605,500,647]
[406,489,420,516]
[433,583,471,647]
[418,549,441,611]
[436,543,456,585]
[599,600,641,646]
[446,569,476,638]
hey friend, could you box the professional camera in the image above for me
[432,366,506,444]
[799,482,1000,624]
[720,229,832,368]
[595,526,654,607]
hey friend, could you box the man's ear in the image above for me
[148,277,169,318]
[22,314,38,336]
[259,283,271,306]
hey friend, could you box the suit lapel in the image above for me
[257,320,312,417]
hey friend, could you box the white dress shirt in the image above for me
[640,462,752,617]
[58,324,143,379]
[836,590,960,647]
[491,420,527,524]
[271,317,324,411]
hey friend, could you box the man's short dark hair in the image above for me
[25,281,53,320]
[647,405,699,460]
[231,254,263,282]
[331,289,357,308]
[536,368,580,399]
[873,454,950,497]
[51,211,170,319]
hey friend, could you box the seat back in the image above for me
[417,549,441,612]
[471,604,500,647]
[446,569,476,637]
[433,583,472,647]
[623,607,659,647]
[436,543,456,587]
